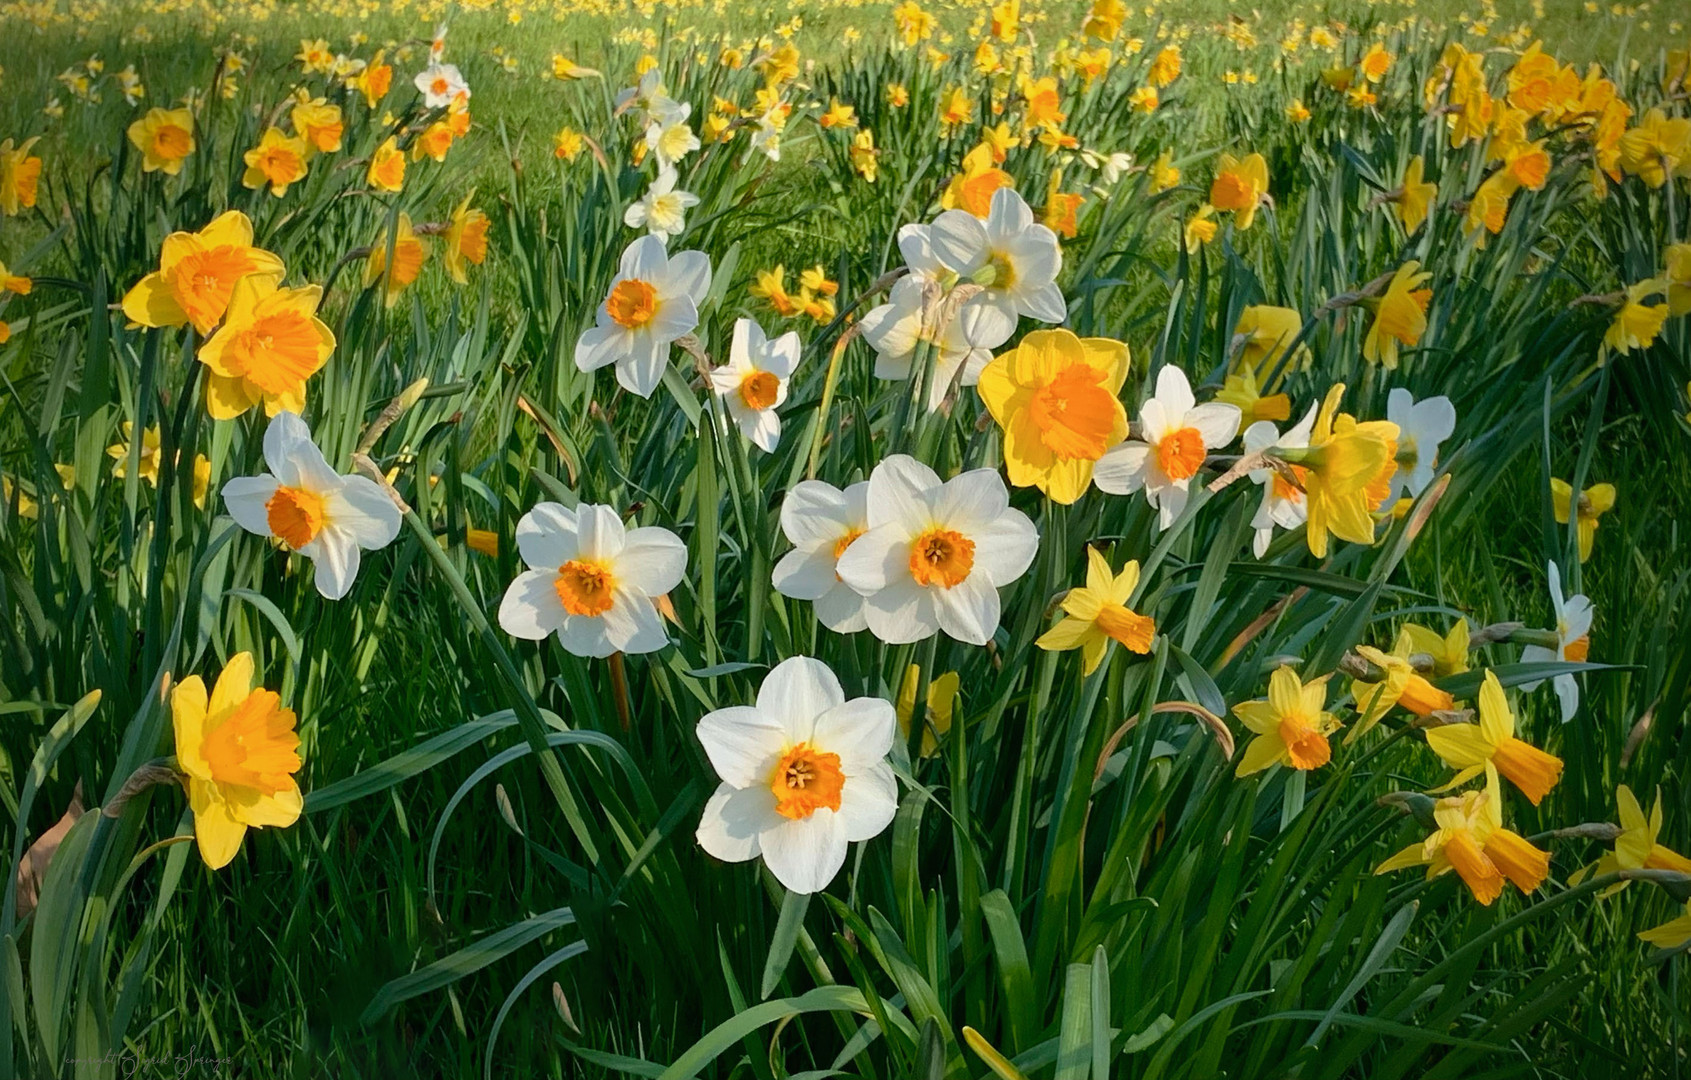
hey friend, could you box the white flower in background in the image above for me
[835,455,1039,645]
[221,412,402,600]
[1519,561,1594,723]
[498,502,686,658]
[708,317,801,452]
[615,69,673,127]
[1242,404,1316,558]
[429,22,449,61]
[576,235,712,398]
[772,480,870,633]
[624,168,700,239]
[750,114,783,161]
[928,187,1067,345]
[645,102,700,170]
[414,62,468,108]
[1385,388,1457,500]
[858,275,1003,412]
[695,656,897,894]
[1093,365,1241,529]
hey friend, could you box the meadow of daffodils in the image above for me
[0,0,1689,1073]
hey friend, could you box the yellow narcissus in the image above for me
[241,127,309,197]
[1551,478,1616,562]
[172,652,304,870]
[365,214,428,308]
[1233,305,1307,377]
[977,329,1130,505]
[289,98,344,154]
[197,276,334,419]
[1424,670,1563,805]
[126,107,196,174]
[1604,279,1669,355]
[1570,785,1691,898]
[1234,665,1340,775]
[444,193,491,284]
[0,137,42,216]
[1363,261,1432,369]
[1347,643,1455,741]
[1209,152,1268,229]
[1292,384,1399,558]
[367,136,406,192]
[1375,785,1549,905]
[1036,549,1155,674]
[1392,156,1437,234]
[120,210,285,335]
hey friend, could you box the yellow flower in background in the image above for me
[820,99,857,129]
[365,213,427,308]
[172,652,303,870]
[296,38,332,75]
[850,129,878,181]
[1150,150,1180,191]
[1424,670,1563,805]
[1375,785,1548,905]
[1664,243,1691,316]
[887,83,910,108]
[1570,785,1691,897]
[553,127,585,161]
[896,665,959,757]
[121,210,284,335]
[1234,665,1340,776]
[1296,384,1398,558]
[1036,549,1155,674]
[0,136,43,216]
[751,265,800,317]
[1363,261,1432,369]
[367,136,406,191]
[0,258,32,295]
[290,98,343,154]
[1129,86,1158,113]
[978,329,1130,504]
[1149,45,1182,88]
[107,423,163,485]
[1604,279,1669,354]
[1217,368,1291,423]
[939,85,974,134]
[1234,305,1307,377]
[127,107,195,175]
[1398,619,1471,678]
[1464,171,1518,246]
[990,0,1019,42]
[444,194,490,285]
[1392,155,1437,234]
[1619,107,1691,188]
[1044,183,1083,238]
[1083,0,1126,41]
[412,121,455,163]
[197,276,333,419]
[1348,643,1454,739]
[351,51,393,108]
[1209,152,1268,229]
[1286,99,1312,123]
[940,143,1013,217]
[892,0,935,46]
[241,127,308,197]
[1551,479,1616,562]
[1183,203,1217,253]
[1360,42,1393,82]
[550,55,602,80]
[1640,903,1691,950]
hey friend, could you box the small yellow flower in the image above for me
[1183,203,1217,253]
[126,107,195,175]
[0,136,45,216]
[1363,262,1432,370]
[896,665,959,757]
[107,423,163,485]
[553,127,585,161]
[1424,670,1563,805]
[1570,785,1691,898]
[444,194,490,285]
[364,213,428,308]
[1233,305,1307,377]
[1391,156,1437,234]
[850,129,878,182]
[1375,785,1548,905]
[367,136,406,192]
[241,128,309,197]
[1208,152,1268,229]
[1604,279,1669,355]
[1234,665,1340,775]
[1036,549,1155,674]
[1551,479,1616,562]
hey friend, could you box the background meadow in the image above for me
[0,0,1689,1076]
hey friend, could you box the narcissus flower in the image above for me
[646,104,701,170]
[1242,410,1314,557]
[897,665,958,757]
[411,121,454,163]
[1208,152,1269,229]
[1570,785,1691,897]
[773,479,870,633]
[1234,665,1340,775]
[443,194,489,284]
[352,51,393,107]
[1640,903,1691,950]
[1149,45,1181,87]
[1399,619,1471,677]
[976,328,1130,504]
[1183,204,1218,253]
[1093,365,1241,528]
[1233,305,1308,377]
[241,127,309,197]
[1551,478,1615,563]
[1604,279,1669,355]
[0,258,30,296]
[120,210,284,335]
[1359,42,1392,82]
[415,62,469,108]
[1425,670,1563,804]
[1519,561,1592,723]
[1384,388,1456,500]
[108,423,163,485]
[1391,156,1437,234]
[575,235,711,398]
[624,168,699,239]
[290,98,343,154]
[1363,262,1432,369]
[695,656,897,894]
[127,107,195,174]
[929,186,1067,341]
[835,455,1038,645]
[1036,549,1155,674]
[367,136,406,192]
[1375,786,1549,905]
[197,275,334,419]
[850,129,878,181]
[221,412,400,599]
[498,502,686,657]
[708,317,801,452]
[553,127,585,161]
[0,137,42,216]
[1293,384,1398,558]
[1349,644,1456,738]
[1618,107,1690,188]
[364,213,428,308]
[172,652,303,869]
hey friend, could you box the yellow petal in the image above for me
[190,783,248,870]
[228,782,303,828]
[1235,732,1287,776]
[205,372,260,420]
[171,675,211,781]
[207,652,256,729]
[121,272,187,329]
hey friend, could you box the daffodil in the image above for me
[1551,478,1615,563]
[443,194,489,285]
[1359,42,1392,82]
[126,107,195,174]
[1183,204,1217,253]
[290,98,343,154]
[850,129,878,181]
[0,259,32,296]
[928,186,1067,341]
[645,102,700,170]
[1570,785,1691,897]
[107,423,163,485]
[939,144,1014,218]
[351,52,393,107]
[1425,670,1563,804]
[1618,107,1690,188]
[1093,365,1241,528]
[1208,152,1269,229]
[1348,643,1456,739]
[1363,262,1432,369]
[1391,155,1437,234]
[411,121,454,163]
[221,412,401,599]
[1241,410,1314,557]
[695,656,897,894]
[363,214,427,310]
[1640,902,1691,950]
[1398,619,1471,677]
[1036,549,1155,674]
[0,136,43,216]
[773,479,870,633]
[197,275,334,419]
[1384,388,1456,500]
[367,136,405,192]
[1292,384,1398,558]
[575,235,710,398]
[1376,786,1549,905]
[1234,665,1341,775]
[172,652,303,869]
[896,665,959,756]
[1149,45,1181,87]
[1519,561,1592,723]
[241,127,309,197]
[1233,305,1308,378]
[624,168,699,239]
[121,210,284,335]
[1604,279,1669,355]
[708,317,801,453]
[1216,369,1291,425]
[859,229,1003,411]
[415,62,469,109]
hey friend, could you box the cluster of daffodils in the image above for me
[618,70,702,239]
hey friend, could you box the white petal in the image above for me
[618,526,687,594]
[262,411,314,478]
[773,544,841,602]
[862,579,939,644]
[696,783,772,863]
[696,706,786,787]
[1016,281,1068,324]
[813,581,869,633]
[758,656,846,743]
[328,475,401,549]
[812,697,896,772]
[866,454,939,531]
[515,503,580,570]
[1553,673,1580,724]
[933,469,1009,532]
[499,569,566,640]
[556,613,617,657]
[1153,365,1196,419]
[780,480,854,547]
[222,474,280,536]
[836,763,898,842]
[834,525,908,595]
[615,334,669,398]
[935,572,1000,645]
[758,810,847,894]
[667,249,713,303]
[968,508,1039,585]
[311,529,362,600]
[986,186,1035,237]
[609,589,670,655]
[1187,402,1242,450]
[575,504,627,561]
[575,324,627,373]
[1092,442,1150,495]
[929,210,989,274]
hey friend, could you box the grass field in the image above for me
[0,0,1689,1076]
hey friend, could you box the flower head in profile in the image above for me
[1641,903,1691,951]
[1234,665,1340,775]
[364,213,428,308]
[1293,384,1398,558]
[624,168,699,239]
[1518,561,1592,723]
[1384,388,1456,500]
[221,412,401,599]
[1425,670,1563,805]
[290,98,343,154]
[498,502,685,657]
[1241,409,1315,557]
[695,657,897,894]
[415,62,469,109]
[1375,785,1549,905]
[241,128,309,197]
[443,193,490,284]
[197,275,334,419]
[1363,262,1432,369]
[120,211,284,335]
[1551,478,1615,563]
[367,136,406,192]
[835,455,1039,645]
[1208,152,1269,229]
[127,107,195,174]
[0,137,43,216]
[897,665,958,757]
[1233,305,1309,379]
[1391,155,1437,234]
[774,479,871,633]
[1400,619,1471,678]
[1569,785,1691,898]
[708,317,801,452]
[575,235,711,398]
[172,652,303,869]
[1036,548,1155,674]
[1604,278,1669,355]
[977,329,1130,504]
[1093,365,1241,529]
[1347,642,1455,740]
[928,186,1067,343]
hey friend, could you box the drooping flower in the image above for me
[1424,670,1563,805]
[624,168,700,239]
[1519,561,1593,723]
[707,317,801,452]
[1391,155,1437,234]
[497,502,686,657]
[1363,262,1432,369]
[1208,152,1269,229]
[1216,368,1291,425]
[1550,478,1616,563]
[364,213,428,308]
[0,137,43,216]
[976,328,1130,504]
[172,652,303,869]
[1036,548,1155,674]
[773,479,871,633]
[241,127,309,197]
[694,656,897,894]
[197,275,334,419]
[120,210,284,335]
[928,186,1067,343]
[1375,785,1549,905]
[1092,365,1241,529]
[1233,305,1309,378]
[835,455,1038,645]
[1384,388,1456,500]
[1234,665,1341,776]
[1570,785,1691,897]
[1604,278,1669,355]
[127,107,195,174]
[367,136,406,192]
[575,235,711,398]
[443,194,490,285]
[1348,644,1456,738]
[1618,107,1691,188]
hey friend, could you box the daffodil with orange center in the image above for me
[352,51,393,108]
[977,328,1130,504]
[241,127,309,197]
[364,214,428,308]
[1287,384,1399,558]
[127,107,195,175]
[1093,364,1240,528]
[1550,478,1615,563]
[1149,45,1181,87]
[172,652,303,869]
[940,144,1014,218]
[1391,156,1438,234]
[290,98,343,154]
[443,193,490,285]
[1424,670,1563,805]
[1604,278,1669,355]
[367,136,406,192]
[1346,643,1455,741]
[1208,152,1269,229]
[1037,549,1155,675]
[196,276,333,419]
[0,137,42,216]
[1363,261,1432,369]
[1375,785,1549,905]
[121,210,285,335]
[1570,785,1691,898]
[1235,665,1341,776]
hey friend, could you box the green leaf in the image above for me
[761,889,810,1000]
[359,907,576,1024]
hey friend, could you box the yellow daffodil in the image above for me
[553,127,585,161]
[351,52,393,108]
[1392,156,1437,234]
[850,129,878,182]
[121,210,284,335]
[1550,478,1616,562]
[197,275,333,419]
[1215,368,1291,423]
[107,423,163,485]
[1570,785,1691,897]
[1398,619,1471,677]
[1149,45,1181,87]
[1036,549,1155,674]
[1293,384,1398,558]
[1640,902,1691,950]
[1348,643,1455,739]
[1376,785,1549,905]
[1183,204,1217,253]
[1424,670,1562,804]
[367,136,406,192]
[1360,42,1393,82]
[1234,665,1340,775]
[365,213,427,308]
[289,98,343,155]
[0,258,32,296]
[1150,150,1179,191]
[444,194,490,285]
[1604,279,1669,354]
[1618,107,1691,189]
[1363,261,1432,370]
[896,665,959,757]
[126,107,195,175]
[1233,305,1308,377]
[242,128,308,197]
[0,137,44,216]
[1209,152,1269,229]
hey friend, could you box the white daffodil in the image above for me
[1093,365,1241,529]
[1385,387,1457,500]
[576,235,712,398]
[708,317,801,453]
[497,502,686,658]
[928,187,1067,345]
[695,656,897,894]
[835,455,1039,645]
[414,62,468,108]
[624,168,699,240]
[221,411,402,600]
[429,22,449,61]
[1242,404,1316,558]
[1519,561,1594,723]
[858,275,1003,412]
[645,102,700,170]
[615,70,674,127]
[772,480,870,633]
